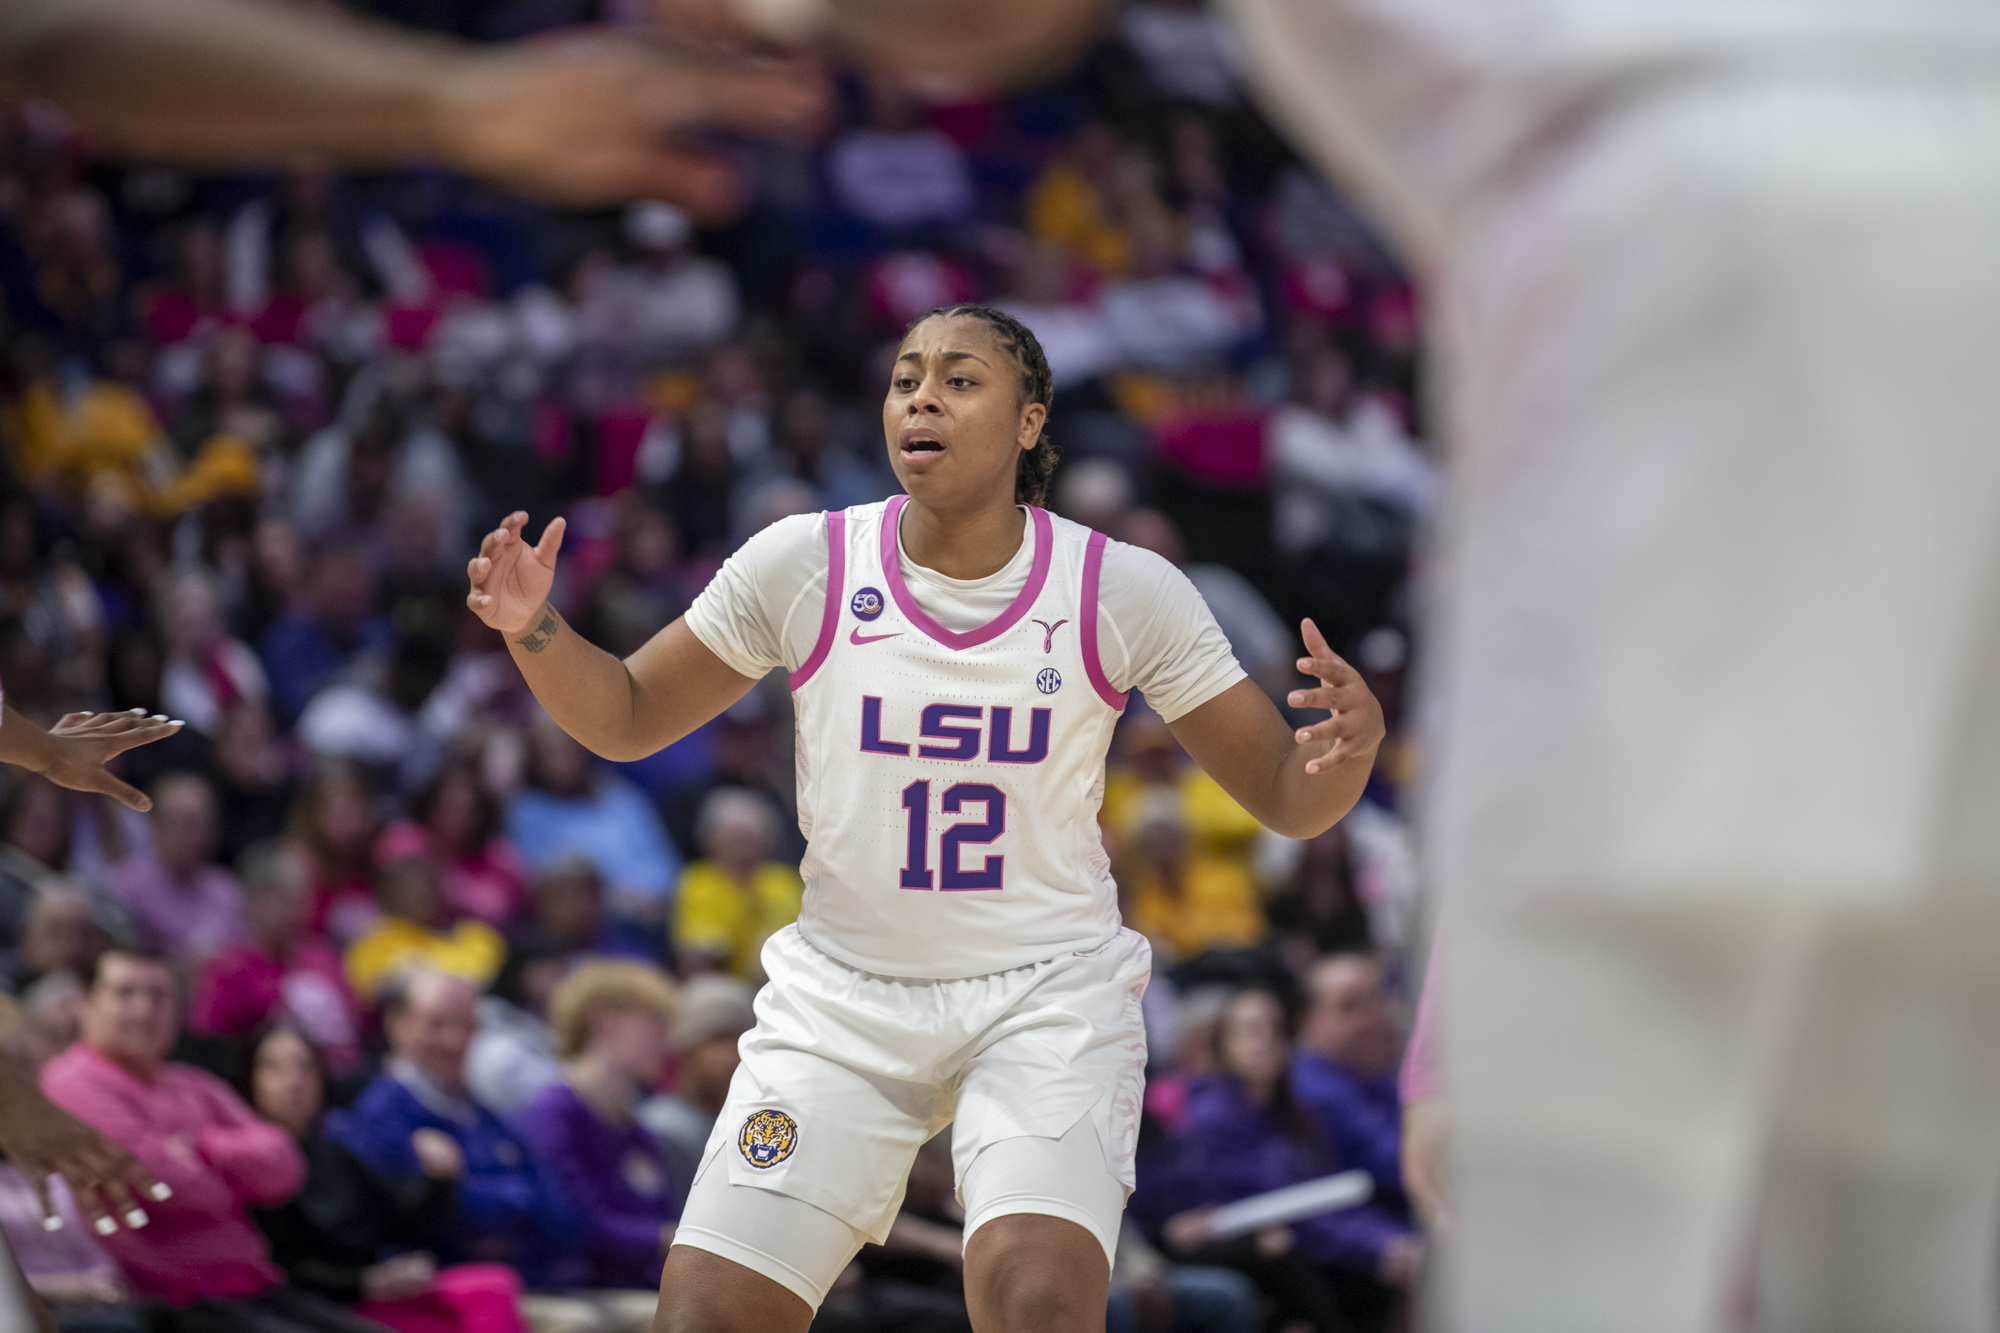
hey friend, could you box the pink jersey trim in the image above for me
[788,509,847,690]
[881,495,1053,652]
[1081,530,1129,711]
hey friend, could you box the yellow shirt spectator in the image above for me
[674,860,803,980]
[345,917,505,1002]
[1123,852,1266,963]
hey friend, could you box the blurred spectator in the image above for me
[1,775,74,946]
[465,937,571,1118]
[1292,954,1408,1208]
[671,789,801,980]
[247,1026,526,1333]
[1264,826,1371,973]
[164,324,291,466]
[662,710,802,867]
[516,963,681,1289]
[290,761,385,946]
[1119,508,1292,698]
[569,204,739,375]
[994,243,1117,390]
[209,700,299,867]
[509,716,680,930]
[0,879,107,998]
[190,841,365,1075]
[569,501,692,663]
[1116,790,1264,966]
[261,542,391,727]
[1155,989,1414,1333]
[1100,212,1256,371]
[516,858,653,967]
[108,772,245,963]
[0,497,106,705]
[291,374,468,561]
[1269,340,1435,546]
[1103,715,1263,880]
[828,79,974,232]
[331,970,655,1333]
[1104,1221,1260,1333]
[297,627,455,792]
[157,567,270,737]
[344,855,505,1005]
[638,974,755,1201]
[1026,123,1144,277]
[378,764,531,932]
[760,386,894,515]
[35,949,378,1329]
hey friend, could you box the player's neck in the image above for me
[898,493,1027,581]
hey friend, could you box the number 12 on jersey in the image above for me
[899,781,1006,890]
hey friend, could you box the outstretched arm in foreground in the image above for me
[0,0,822,214]
[467,513,759,762]
[0,705,182,812]
[1169,618,1386,840]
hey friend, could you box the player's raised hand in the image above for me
[1286,618,1386,775]
[467,512,566,637]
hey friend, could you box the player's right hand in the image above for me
[467,512,565,637]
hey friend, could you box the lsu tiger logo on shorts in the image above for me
[738,1109,799,1169]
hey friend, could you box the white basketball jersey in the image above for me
[787,497,1129,979]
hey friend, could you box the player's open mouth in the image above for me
[899,427,946,459]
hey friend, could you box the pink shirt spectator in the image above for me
[39,1043,305,1304]
[190,940,365,1072]
[376,822,530,929]
[109,859,246,961]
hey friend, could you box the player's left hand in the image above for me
[1286,618,1385,775]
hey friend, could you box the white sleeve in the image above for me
[1095,541,1249,722]
[683,512,830,678]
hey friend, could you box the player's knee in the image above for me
[967,1216,1110,1332]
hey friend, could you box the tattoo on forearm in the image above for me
[515,605,560,653]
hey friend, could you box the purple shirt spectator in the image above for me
[1291,1052,1404,1195]
[514,1081,678,1289]
[1175,1075,1411,1271]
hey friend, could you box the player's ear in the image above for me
[1018,400,1047,449]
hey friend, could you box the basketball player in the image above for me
[466,304,1384,1332]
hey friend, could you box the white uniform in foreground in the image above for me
[672,499,1243,1305]
[1221,2,2000,1330]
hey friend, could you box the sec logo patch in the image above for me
[1036,667,1063,695]
[738,1109,798,1169]
[851,587,885,621]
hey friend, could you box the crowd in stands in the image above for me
[0,2,1436,1330]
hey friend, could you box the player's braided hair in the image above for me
[909,303,1059,508]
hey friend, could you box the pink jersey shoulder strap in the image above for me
[788,509,847,690]
[1081,530,1129,711]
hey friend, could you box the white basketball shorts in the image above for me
[670,924,1151,1308]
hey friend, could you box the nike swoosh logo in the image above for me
[850,628,902,645]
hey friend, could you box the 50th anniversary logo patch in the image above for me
[738,1109,799,1168]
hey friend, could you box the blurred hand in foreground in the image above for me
[0,706,183,812]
